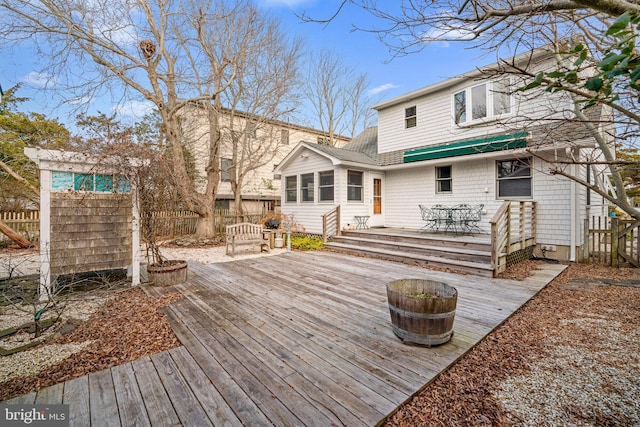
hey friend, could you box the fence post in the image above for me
[582,218,590,263]
[611,217,619,268]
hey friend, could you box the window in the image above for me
[497,158,532,198]
[285,176,297,202]
[454,91,466,124]
[281,129,289,145]
[318,171,334,202]
[221,158,232,182]
[454,79,512,125]
[347,170,364,202]
[95,174,114,192]
[51,171,130,193]
[436,166,452,193]
[301,173,314,202]
[492,79,511,116]
[215,199,230,210]
[317,136,330,145]
[405,106,417,128]
[471,84,487,120]
[247,123,257,139]
[74,173,94,192]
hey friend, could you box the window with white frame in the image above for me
[318,171,334,202]
[300,173,314,202]
[436,166,452,193]
[221,158,232,182]
[405,106,417,128]
[285,176,297,202]
[454,79,512,125]
[347,170,364,202]
[497,157,532,198]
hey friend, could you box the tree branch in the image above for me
[0,158,40,197]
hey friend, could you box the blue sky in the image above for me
[0,0,499,134]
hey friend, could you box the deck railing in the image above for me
[490,201,537,276]
[322,205,341,243]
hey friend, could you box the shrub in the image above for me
[290,235,324,251]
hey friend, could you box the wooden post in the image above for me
[322,214,327,243]
[519,201,525,246]
[582,218,590,263]
[611,217,619,268]
[531,201,537,245]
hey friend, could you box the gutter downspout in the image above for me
[570,157,577,262]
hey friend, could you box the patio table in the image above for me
[419,204,484,234]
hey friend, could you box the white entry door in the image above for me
[370,173,384,227]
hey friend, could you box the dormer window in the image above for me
[454,79,512,125]
[405,106,417,128]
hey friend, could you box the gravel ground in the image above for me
[1,248,639,426]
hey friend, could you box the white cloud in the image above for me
[112,100,155,118]
[22,71,55,88]
[421,27,475,46]
[99,25,138,46]
[368,83,398,96]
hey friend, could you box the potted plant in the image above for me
[136,150,188,286]
[386,278,457,346]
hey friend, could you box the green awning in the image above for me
[403,132,529,163]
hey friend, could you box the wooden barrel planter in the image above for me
[386,279,457,346]
[147,260,188,286]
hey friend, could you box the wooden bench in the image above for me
[226,222,270,257]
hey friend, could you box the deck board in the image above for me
[63,376,90,427]
[130,356,182,427]
[3,251,565,426]
[88,370,120,427]
[112,363,151,427]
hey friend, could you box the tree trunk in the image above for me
[194,204,216,237]
[0,219,32,248]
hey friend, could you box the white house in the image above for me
[274,46,612,264]
[180,104,350,213]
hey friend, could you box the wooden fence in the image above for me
[1,209,274,245]
[586,216,640,267]
[0,211,40,246]
[139,209,272,239]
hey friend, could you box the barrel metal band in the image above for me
[389,305,455,319]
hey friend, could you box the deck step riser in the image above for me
[327,245,494,278]
[340,231,491,252]
[330,237,491,264]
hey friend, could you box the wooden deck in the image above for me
[4,251,566,426]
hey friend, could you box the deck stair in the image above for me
[326,228,494,277]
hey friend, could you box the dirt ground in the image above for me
[1,253,639,426]
[384,261,640,426]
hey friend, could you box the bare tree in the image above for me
[182,10,303,217]
[301,1,640,219]
[303,50,373,144]
[0,0,302,236]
